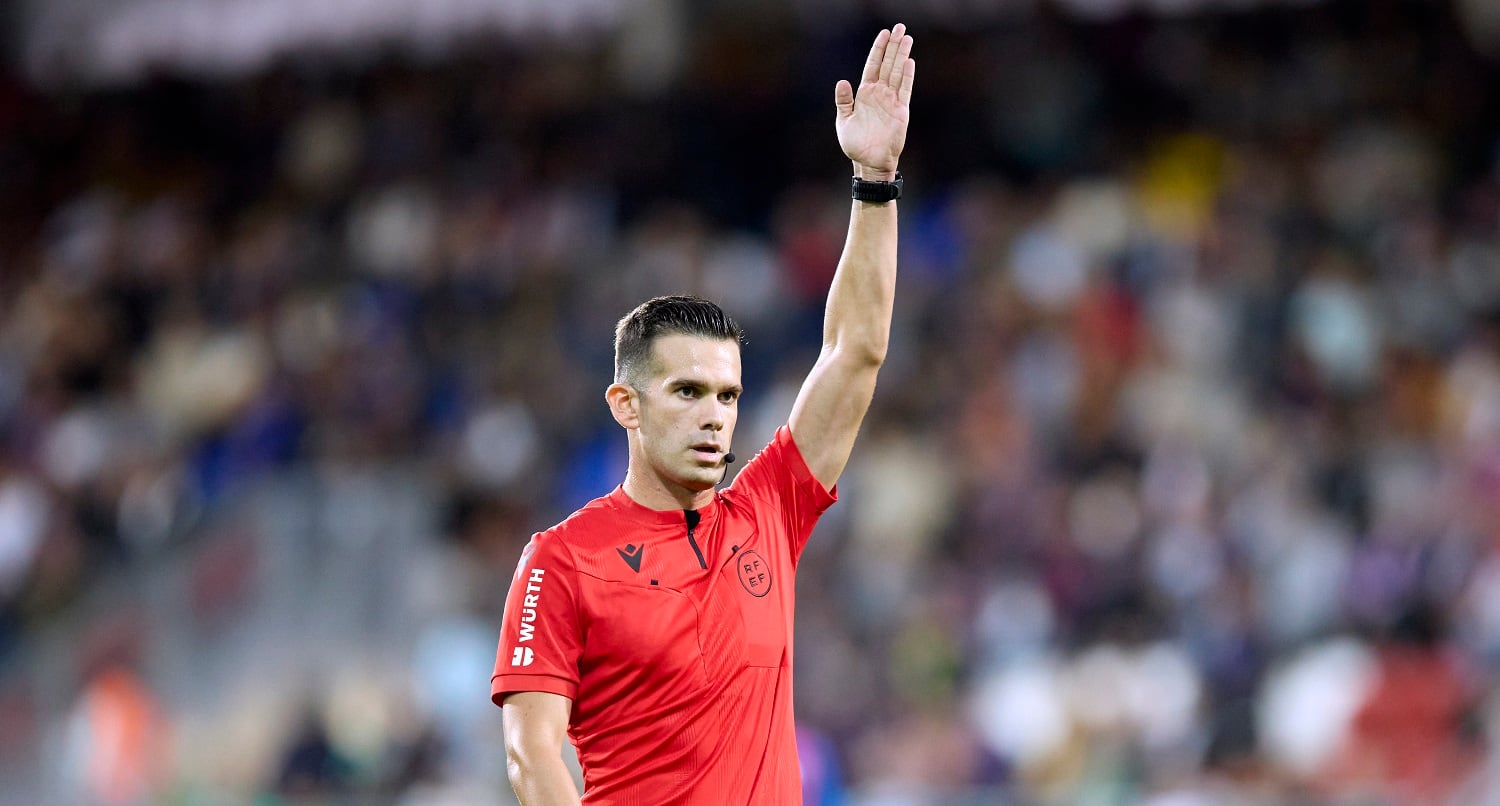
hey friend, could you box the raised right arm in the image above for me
[502,691,580,806]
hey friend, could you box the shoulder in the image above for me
[761,425,818,472]
[722,425,838,532]
[726,426,821,494]
[531,491,632,554]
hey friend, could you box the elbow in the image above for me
[834,339,887,368]
[505,747,525,790]
[505,742,539,792]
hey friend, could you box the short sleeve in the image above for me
[726,425,838,560]
[491,532,583,706]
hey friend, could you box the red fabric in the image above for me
[492,426,837,805]
[1340,647,1477,803]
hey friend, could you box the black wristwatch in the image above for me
[851,172,903,203]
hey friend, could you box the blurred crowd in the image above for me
[6,0,1500,803]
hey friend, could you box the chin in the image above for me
[676,469,719,492]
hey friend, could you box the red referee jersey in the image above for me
[491,426,836,804]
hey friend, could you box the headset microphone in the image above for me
[724,452,736,464]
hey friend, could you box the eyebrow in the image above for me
[669,378,743,396]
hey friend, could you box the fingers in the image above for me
[897,58,915,106]
[863,24,914,95]
[834,79,855,117]
[893,31,914,88]
[878,23,906,83]
[861,29,889,86]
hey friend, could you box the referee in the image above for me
[493,24,915,804]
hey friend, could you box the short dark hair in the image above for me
[614,295,743,386]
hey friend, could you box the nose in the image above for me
[700,399,726,432]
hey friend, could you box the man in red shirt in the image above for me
[493,23,915,804]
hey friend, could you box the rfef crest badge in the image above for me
[737,550,771,597]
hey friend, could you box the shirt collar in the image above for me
[606,485,721,528]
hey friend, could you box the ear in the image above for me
[606,382,640,429]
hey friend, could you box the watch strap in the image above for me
[851,172,903,203]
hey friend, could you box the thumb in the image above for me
[834,80,854,117]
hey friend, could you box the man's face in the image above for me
[632,334,742,493]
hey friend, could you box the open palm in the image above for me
[836,24,915,179]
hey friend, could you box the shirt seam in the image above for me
[543,530,587,672]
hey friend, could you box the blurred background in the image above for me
[5,0,1500,803]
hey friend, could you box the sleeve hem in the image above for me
[491,673,578,707]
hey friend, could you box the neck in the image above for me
[621,466,716,511]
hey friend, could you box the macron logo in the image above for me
[616,543,644,573]
[517,568,545,644]
[511,647,534,667]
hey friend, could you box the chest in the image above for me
[577,513,791,687]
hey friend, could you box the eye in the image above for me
[676,386,699,399]
[718,391,739,404]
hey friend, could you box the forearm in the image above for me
[507,752,581,806]
[823,190,898,364]
[787,22,912,485]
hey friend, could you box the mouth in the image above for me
[690,444,722,461]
